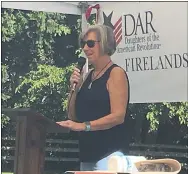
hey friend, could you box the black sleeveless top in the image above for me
[75,64,131,162]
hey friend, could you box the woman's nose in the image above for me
[83,43,89,51]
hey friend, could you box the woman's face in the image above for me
[82,32,101,64]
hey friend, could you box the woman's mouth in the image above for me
[86,53,93,57]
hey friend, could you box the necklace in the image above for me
[88,60,112,89]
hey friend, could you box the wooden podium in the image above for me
[2,108,69,174]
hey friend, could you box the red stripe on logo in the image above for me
[114,22,122,36]
[113,16,122,47]
[114,17,122,29]
[115,28,122,41]
[116,35,122,46]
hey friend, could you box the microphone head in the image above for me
[77,57,86,71]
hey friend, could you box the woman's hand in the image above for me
[70,67,82,88]
[56,120,85,131]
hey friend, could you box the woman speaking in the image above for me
[57,24,131,171]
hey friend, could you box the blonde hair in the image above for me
[79,24,116,56]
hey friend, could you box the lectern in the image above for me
[2,108,69,174]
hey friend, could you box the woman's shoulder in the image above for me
[110,64,126,75]
[109,64,129,82]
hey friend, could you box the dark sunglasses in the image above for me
[80,40,100,48]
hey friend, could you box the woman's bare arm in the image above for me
[89,67,129,130]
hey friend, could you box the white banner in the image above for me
[98,2,188,103]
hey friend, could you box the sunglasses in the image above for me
[80,40,100,48]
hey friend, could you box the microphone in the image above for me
[71,57,86,92]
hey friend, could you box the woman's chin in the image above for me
[87,56,94,64]
[88,60,93,65]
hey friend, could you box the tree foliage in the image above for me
[1,8,80,129]
[15,64,74,121]
[146,102,188,131]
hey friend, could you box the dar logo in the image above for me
[103,11,122,46]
